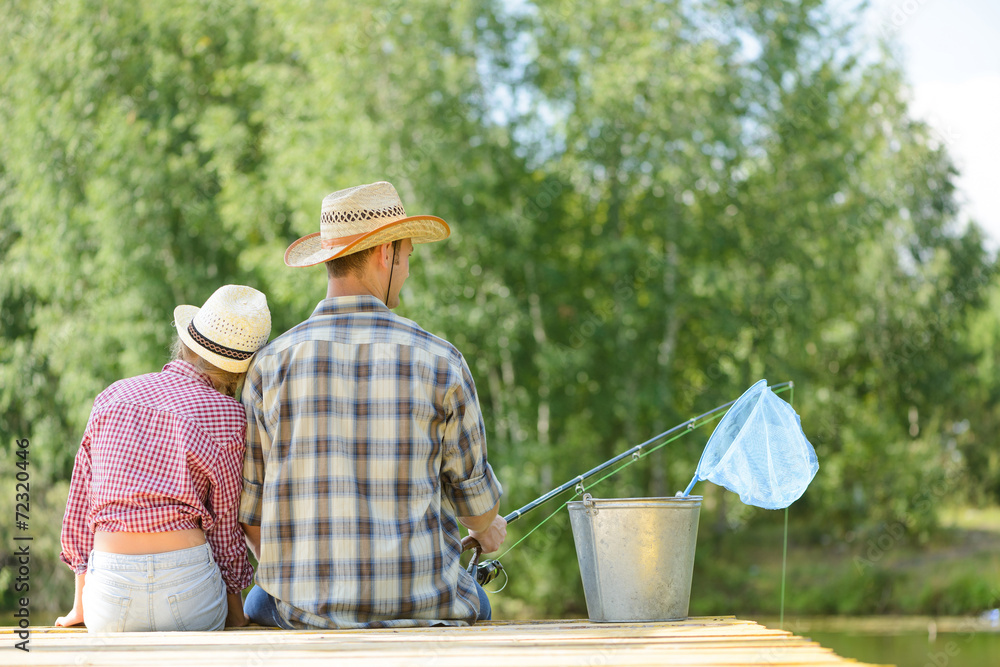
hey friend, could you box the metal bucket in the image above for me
[567,494,702,622]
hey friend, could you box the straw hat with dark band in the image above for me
[173,285,271,373]
[284,181,450,268]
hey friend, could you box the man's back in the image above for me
[240,295,502,629]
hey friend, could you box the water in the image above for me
[809,630,999,667]
[755,617,1000,667]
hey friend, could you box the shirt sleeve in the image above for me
[204,431,254,594]
[239,362,267,527]
[60,429,95,575]
[440,354,503,518]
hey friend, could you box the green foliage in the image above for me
[689,511,1000,617]
[1,0,997,618]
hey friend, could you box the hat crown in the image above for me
[283,180,450,267]
[320,181,408,240]
[190,285,270,355]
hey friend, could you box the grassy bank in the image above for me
[690,507,1000,617]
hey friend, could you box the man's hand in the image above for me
[467,514,507,554]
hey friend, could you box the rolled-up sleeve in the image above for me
[60,430,95,575]
[205,433,253,593]
[440,356,502,518]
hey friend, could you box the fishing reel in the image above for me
[463,537,506,587]
[470,557,504,586]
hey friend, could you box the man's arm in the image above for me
[445,357,506,553]
[241,522,261,561]
[238,364,267,564]
[458,499,507,554]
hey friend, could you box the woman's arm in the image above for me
[58,429,96,627]
[204,433,254,624]
[225,592,248,627]
[54,573,86,627]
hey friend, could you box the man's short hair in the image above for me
[325,240,402,279]
[326,246,377,278]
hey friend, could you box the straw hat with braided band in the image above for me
[284,181,450,268]
[173,285,272,373]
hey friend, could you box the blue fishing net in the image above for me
[683,380,818,509]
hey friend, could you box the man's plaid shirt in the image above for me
[239,296,502,629]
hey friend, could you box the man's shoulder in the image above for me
[386,312,465,361]
[246,304,467,373]
[251,313,329,361]
[259,318,312,351]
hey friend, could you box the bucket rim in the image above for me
[566,495,702,509]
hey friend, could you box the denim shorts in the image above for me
[83,543,226,632]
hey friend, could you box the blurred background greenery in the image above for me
[2,0,999,622]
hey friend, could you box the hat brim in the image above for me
[173,305,253,374]
[284,215,450,268]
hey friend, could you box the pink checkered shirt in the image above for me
[60,360,253,593]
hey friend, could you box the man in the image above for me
[240,181,506,629]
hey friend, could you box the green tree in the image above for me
[0,0,293,612]
[465,0,996,613]
[1,0,996,619]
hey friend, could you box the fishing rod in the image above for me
[464,382,793,585]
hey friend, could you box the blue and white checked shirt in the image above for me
[239,295,502,629]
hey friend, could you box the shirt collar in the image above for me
[310,294,391,319]
[162,359,216,389]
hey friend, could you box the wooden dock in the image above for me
[2,617,889,666]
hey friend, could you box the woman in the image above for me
[55,285,270,631]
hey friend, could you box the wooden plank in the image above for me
[0,648,877,667]
[0,618,891,667]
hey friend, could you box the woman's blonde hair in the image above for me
[170,336,246,397]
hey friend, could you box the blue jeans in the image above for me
[244,581,492,627]
[475,581,492,620]
[83,543,226,632]
[243,585,291,629]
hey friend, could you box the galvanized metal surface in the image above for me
[567,495,702,622]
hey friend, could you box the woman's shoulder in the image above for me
[92,370,163,408]
[96,370,246,438]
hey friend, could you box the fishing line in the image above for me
[483,383,797,595]
[493,416,715,562]
[483,420,712,587]
[779,382,795,630]
[493,387,792,561]
[780,506,789,629]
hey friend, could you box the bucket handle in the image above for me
[582,493,598,516]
